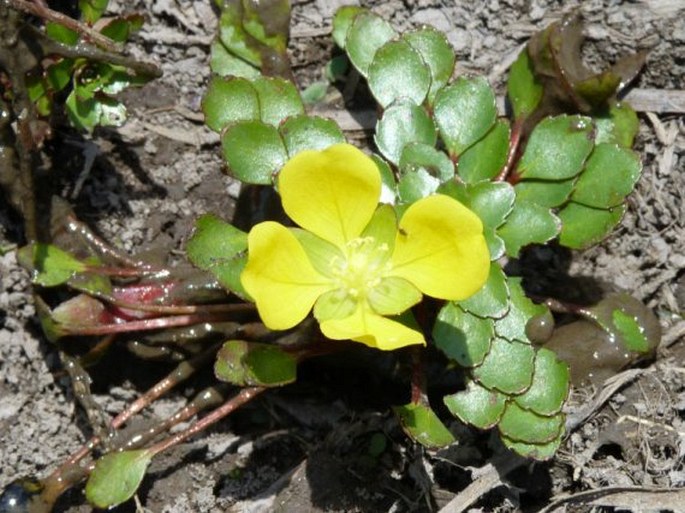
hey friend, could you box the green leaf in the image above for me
[458,120,510,184]
[399,143,454,182]
[500,430,563,460]
[215,340,297,386]
[507,48,543,119]
[300,81,328,105]
[209,39,260,78]
[403,27,455,104]
[332,6,365,48]
[85,449,152,509]
[433,302,494,367]
[494,277,548,343]
[46,22,79,45]
[17,243,87,287]
[472,337,535,394]
[65,91,98,131]
[202,76,259,132]
[218,4,262,68]
[557,202,625,249]
[280,115,345,157]
[393,402,455,449]
[516,115,594,180]
[514,178,576,209]
[68,272,112,297]
[345,12,397,77]
[459,264,510,319]
[594,102,639,148]
[498,403,564,444]
[368,40,431,108]
[584,293,661,355]
[497,197,561,257]
[186,214,249,298]
[571,143,641,208]
[99,14,144,42]
[241,0,289,54]
[79,0,108,24]
[433,77,497,157]
[251,76,304,126]
[444,380,506,429]
[221,120,288,184]
[46,59,75,92]
[397,169,441,203]
[374,101,436,165]
[612,310,649,353]
[514,348,570,416]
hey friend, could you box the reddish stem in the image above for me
[62,312,231,336]
[495,117,524,183]
[148,387,266,456]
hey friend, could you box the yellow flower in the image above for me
[241,143,490,350]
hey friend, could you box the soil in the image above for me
[1,0,684,512]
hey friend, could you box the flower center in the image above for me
[330,237,391,299]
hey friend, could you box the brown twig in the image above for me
[7,0,120,52]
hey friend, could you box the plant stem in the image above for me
[7,0,120,52]
[62,312,233,336]
[148,387,266,457]
[495,116,524,183]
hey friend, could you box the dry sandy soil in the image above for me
[1,0,684,511]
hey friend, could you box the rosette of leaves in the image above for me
[26,0,152,132]
[201,75,345,184]
[435,276,570,459]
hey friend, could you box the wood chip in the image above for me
[539,486,685,513]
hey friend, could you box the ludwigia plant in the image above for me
[0,1,658,510]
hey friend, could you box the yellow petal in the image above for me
[241,222,332,330]
[390,194,490,300]
[320,303,425,350]
[278,143,381,248]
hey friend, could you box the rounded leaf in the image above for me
[472,337,535,394]
[399,142,454,182]
[251,76,304,126]
[514,178,576,208]
[516,115,594,180]
[507,48,543,119]
[375,101,436,165]
[85,450,152,509]
[433,302,494,367]
[393,402,455,449]
[496,197,561,257]
[558,202,626,249]
[215,340,297,386]
[280,115,345,157]
[368,39,431,108]
[444,380,507,430]
[572,143,641,208]
[498,403,564,444]
[458,120,510,183]
[459,264,510,319]
[210,40,260,78]
[332,6,364,48]
[501,430,563,460]
[514,348,570,416]
[403,27,455,103]
[186,214,249,298]
[493,277,548,343]
[397,170,440,203]
[594,101,639,148]
[433,77,497,157]
[202,76,259,132]
[221,120,288,184]
[346,12,397,77]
